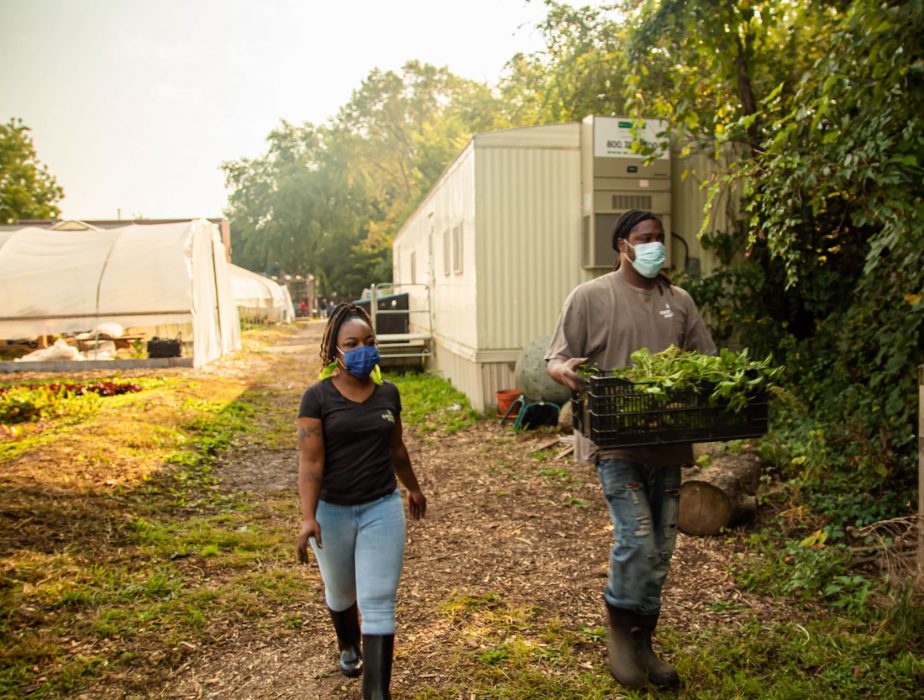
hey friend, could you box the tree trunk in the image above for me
[734,33,760,158]
[679,452,763,536]
[917,365,923,585]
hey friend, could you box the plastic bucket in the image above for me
[496,389,523,416]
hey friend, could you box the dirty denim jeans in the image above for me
[309,488,406,634]
[596,459,681,615]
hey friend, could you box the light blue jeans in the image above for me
[310,488,406,635]
[597,459,681,615]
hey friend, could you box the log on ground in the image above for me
[679,451,764,536]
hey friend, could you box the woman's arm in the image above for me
[296,416,325,563]
[389,414,426,520]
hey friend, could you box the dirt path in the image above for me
[152,321,775,699]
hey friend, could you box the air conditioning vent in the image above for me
[612,194,653,210]
[581,116,671,270]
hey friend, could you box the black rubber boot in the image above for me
[604,603,645,689]
[361,634,394,700]
[328,604,363,678]
[635,613,679,688]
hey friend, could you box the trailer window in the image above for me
[452,224,463,274]
[443,228,451,276]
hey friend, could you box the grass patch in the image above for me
[416,597,923,700]
[0,326,318,697]
[561,495,590,509]
[390,371,480,433]
[537,466,571,480]
[666,614,923,698]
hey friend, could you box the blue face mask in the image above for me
[627,241,666,278]
[338,345,381,379]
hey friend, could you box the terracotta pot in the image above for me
[496,389,523,415]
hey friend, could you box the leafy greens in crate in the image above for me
[578,346,781,413]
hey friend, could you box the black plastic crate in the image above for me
[147,337,182,358]
[572,374,768,448]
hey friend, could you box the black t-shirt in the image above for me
[298,378,401,505]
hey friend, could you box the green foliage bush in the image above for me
[737,530,872,613]
[682,231,919,527]
[654,0,924,527]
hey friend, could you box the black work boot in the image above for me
[604,603,645,689]
[361,633,394,700]
[328,604,363,677]
[635,613,679,688]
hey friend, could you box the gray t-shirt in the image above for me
[546,268,717,466]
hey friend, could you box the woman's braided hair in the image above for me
[319,302,375,366]
[611,209,673,295]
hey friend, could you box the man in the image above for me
[546,210,716,689]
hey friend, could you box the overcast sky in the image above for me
[0,0,590,220]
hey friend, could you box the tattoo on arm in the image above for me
[298,425,321,441]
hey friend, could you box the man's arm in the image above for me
[547,356,589,392]
[546,285,591,391]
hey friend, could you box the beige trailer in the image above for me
[392,116,733,412]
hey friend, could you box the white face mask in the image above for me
[626,241,666,278]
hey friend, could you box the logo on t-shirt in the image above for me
[381,409,395,424]
[659,303,674,319]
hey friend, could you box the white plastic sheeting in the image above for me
[279,284,295,323]
[0,219,241,367]
[229,264,295,323]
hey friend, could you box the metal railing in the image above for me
[367,283,433,361]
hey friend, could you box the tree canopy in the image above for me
[0,118,64,225]
[222,62,509,297]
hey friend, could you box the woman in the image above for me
[296,303,426,700]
